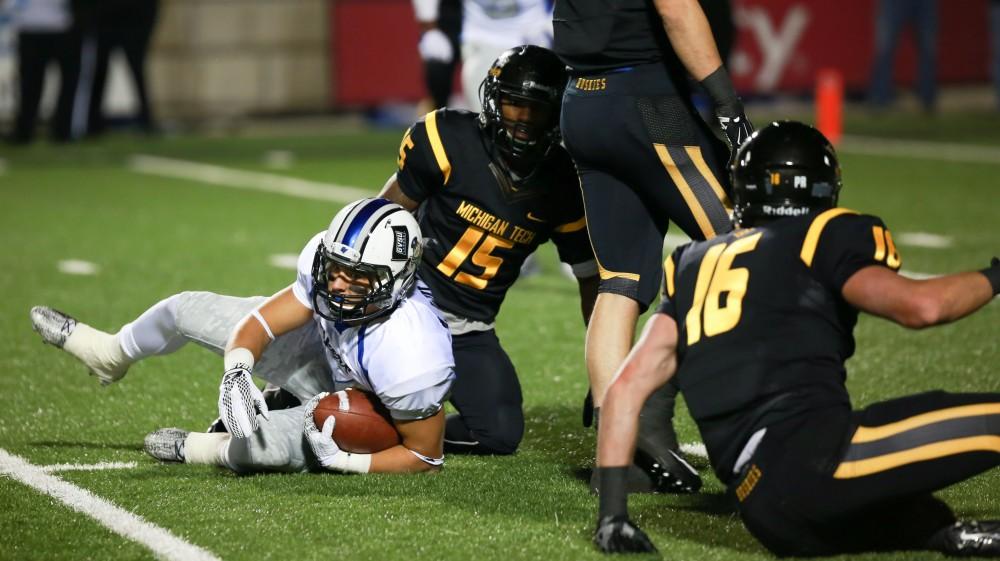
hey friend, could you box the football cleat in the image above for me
[634,384,703,494]
[30,306,129,385]
[633,446,702,494]
[30,306,76,349]
[929,520,1000,557]
[144,428,189,463]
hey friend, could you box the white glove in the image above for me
[418,28,453,63]
[218,366,269,439]
[303,392,341,468]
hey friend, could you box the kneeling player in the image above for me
[31,198,454,474]
[593,122,1000,556]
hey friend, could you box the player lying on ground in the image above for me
[31,198,455,474]
[593,122,1000,556]
[248,46,599,459]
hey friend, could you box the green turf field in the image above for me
[0,112,998,561]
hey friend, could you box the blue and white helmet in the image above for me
[311,198,422,324]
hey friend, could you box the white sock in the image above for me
[183,432,231,466]
[62,323,130,384]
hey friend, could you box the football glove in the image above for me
[303,392,342,468]
[717,111,754,162]
[418,28,453,63]
[218,366,269,439]
[593,515,658,554]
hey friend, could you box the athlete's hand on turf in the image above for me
[218,366,269,439]
[717,110,754,161]
[303,392,341,468]
[593,515,658,554]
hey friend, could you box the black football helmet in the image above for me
[731,121,842,227]
[479,45,567,169]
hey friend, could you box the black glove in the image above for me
[716,111,754,161]
[593,515,658,554]
[700,65,754,161]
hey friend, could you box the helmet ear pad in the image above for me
[311,198,423,324]
[478,45,568,167]
[730,121,842,227]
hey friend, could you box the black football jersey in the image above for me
[396,109,594,323]
[657,208,903,482]
[553,0,686,78]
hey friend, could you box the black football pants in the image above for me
[734,391,1000,556]
[444,329,523,455]
[560,63,733,308]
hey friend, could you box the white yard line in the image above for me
[58,259,100,276]
[840,135,1000,166]
[896,232,953,249]
[900,269,937,280]
[41,461,138,473]
[128,154,373,202]
[0,449,221,561]
[268,253,299,270]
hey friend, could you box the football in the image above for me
[312,388,401,453]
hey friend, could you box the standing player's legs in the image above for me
[562,67,732,408]
[444,330,523,455]
[561,68,730,492]
[737,392,1000,556]
[30,292,332,400]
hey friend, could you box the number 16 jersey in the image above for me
[396,109,595,324]
[657,208,903,481]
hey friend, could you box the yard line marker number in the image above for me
[0,449,221,561]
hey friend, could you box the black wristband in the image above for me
[597,466,630,519]
[980,257,1000,295]
[700,65,742,117]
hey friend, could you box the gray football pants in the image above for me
[119,291,334,401]
[119,291,336,473]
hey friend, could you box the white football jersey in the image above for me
[292,233,455,420]
[462,0,553,47]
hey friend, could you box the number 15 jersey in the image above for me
[396,109,596,324]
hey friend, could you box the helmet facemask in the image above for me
[310,197,423,325]
[311,242,396,324]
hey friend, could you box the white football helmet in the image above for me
[311,198,422,324]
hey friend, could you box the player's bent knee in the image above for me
[477,411,524,455]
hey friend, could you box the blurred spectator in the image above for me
[8,0,87,143]
[412,0,462,111]
[459,0,553,111]
[868,0,938,112]
[85,0,158,136]
[992,0,1000,109]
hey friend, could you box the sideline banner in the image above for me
[330,0,990,105]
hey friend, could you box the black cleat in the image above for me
[633,446,702,494]
[930,521,1000,557]
[634,383,702,494]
